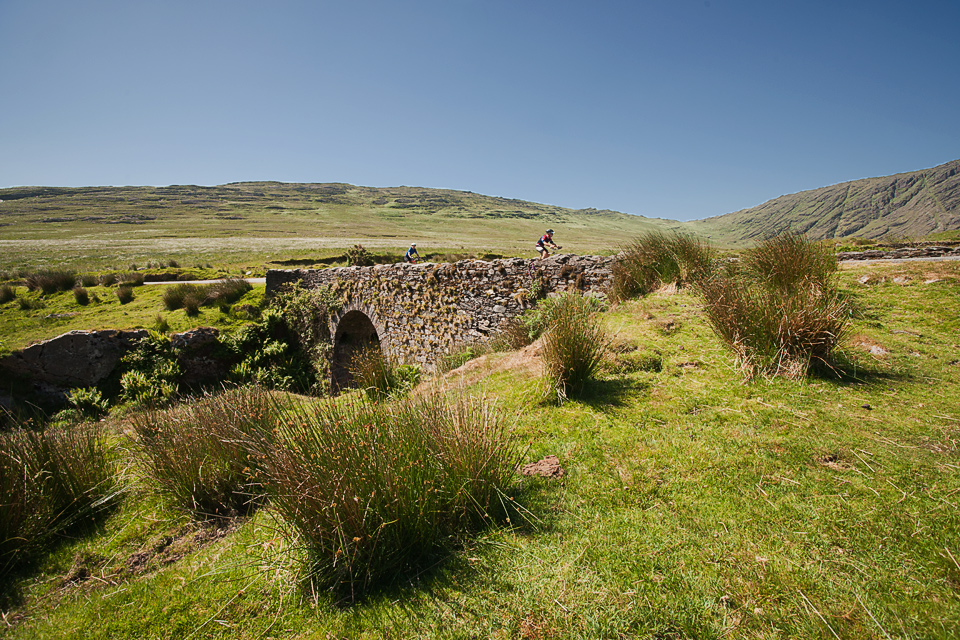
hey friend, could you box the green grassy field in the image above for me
[2,259,958,639]
[0,183,682,273]
[0,280,266,356]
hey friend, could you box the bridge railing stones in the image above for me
[266,254,614,369]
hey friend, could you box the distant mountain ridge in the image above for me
[3,160,959,252]
[692,159,960,244]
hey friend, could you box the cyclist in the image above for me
[536,229,560,260]
[403,242,421,264]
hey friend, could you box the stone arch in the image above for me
[329,303,388,392]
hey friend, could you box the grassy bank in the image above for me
[1,259,958,638]
[0,280,266,355]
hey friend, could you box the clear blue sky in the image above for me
[2,0,958,222]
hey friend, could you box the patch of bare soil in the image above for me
[57,519,241,596]
[520,455,565,479]
[425,338,545,393]
[850,335,890,356]
[816,453,854,472]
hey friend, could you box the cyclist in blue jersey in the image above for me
[404,243,421,264]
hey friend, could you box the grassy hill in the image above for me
[690,159,960,245]
[0,183,684,272]
[4,160,960,268]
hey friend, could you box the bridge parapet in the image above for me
[266,254,614,369]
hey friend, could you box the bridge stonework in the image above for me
[265,254,614,369]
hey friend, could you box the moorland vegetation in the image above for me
[1,224,959,638]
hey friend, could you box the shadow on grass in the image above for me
[811,352,909,386]
[306,479,558,609]
[567,376,651,410]
[0,514,116,613]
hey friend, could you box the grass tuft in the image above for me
[610,232,714,302]
[24,269,77,295]
[0,284,16,304]
[129,386,276,519]
[0,423,117,577]
[699,231,848,379]
[541,292,609,399]
[263,392,518,598]
[72,286,89,306]
[116,285,135,304]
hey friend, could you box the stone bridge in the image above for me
[265,254,614,385]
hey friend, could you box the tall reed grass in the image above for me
[0,423,116,576]
[162,278,252,313]
[129,386,276,519]
[347,344,421,400]
[24,269,77,295]
[0,284,16,304]
[699,232,848,379]
[541,293,609,399]
[740,230,838,293]
[609,232,715,302]
[264,393,518,598]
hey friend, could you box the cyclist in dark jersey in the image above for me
[536,229,560,259]
[404,243,420,263]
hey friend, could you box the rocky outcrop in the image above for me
[0,327,228,395]
[837,245,960,261]
[0,329,148,388]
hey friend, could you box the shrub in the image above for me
[168,259,180,268]
[25,269,77,295]
[0,284,16,304]
[67,387,109,418]
[207,277,252,306]
[73,286,90,305]
[346,243,373,266]
[118,331,181,406]
[609,232,715,302]
[130,386,276,518]
[116,285,135,304]
[99,273,118,287]
[699,232,848,379]
[272,282,338,356]
[263,392,518,597]
[223,308,317,393]
[541,293,609,400]
[347,345,422,400]
[0,423,116,576]
[162,283,207,311]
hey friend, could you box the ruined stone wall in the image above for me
[266,254,614,368]
[0,327,228,408]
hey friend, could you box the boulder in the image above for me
[0,329,148,388]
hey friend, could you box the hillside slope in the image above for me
[0,183,682,263]
[690,159,960,244]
